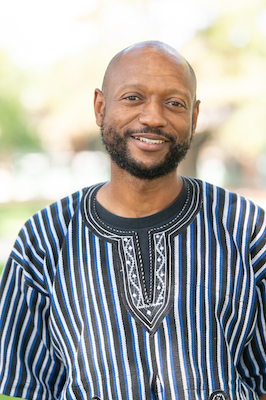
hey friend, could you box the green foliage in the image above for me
[188,0,266,161]
[0,53,41,153]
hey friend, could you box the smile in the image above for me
[133,136,166,144]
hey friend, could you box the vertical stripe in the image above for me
[106,242,134,400]
[162,317,178,399]
[202,183,214,391]
[174,235,190,400]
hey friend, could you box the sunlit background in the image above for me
[1,0,266,268]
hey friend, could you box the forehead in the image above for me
[106,47,193,99]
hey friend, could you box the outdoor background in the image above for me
[0,0,266,397]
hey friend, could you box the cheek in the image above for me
[104,114,122,131]
[106,105,140,129]
[172,117,193,135]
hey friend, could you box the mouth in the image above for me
[133,136,167,145]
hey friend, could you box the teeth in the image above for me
[134,136,165,144]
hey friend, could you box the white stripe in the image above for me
[0,260,18,379]
[10,285,32,393]
[154,331,164,393]
[250,206,266,248]
[162,319,177,399]
[94,236,123,399]
[195,213,205,393]
[233,201,255,361]
[55,198,68,233]
[22,289,42,399]
[14,234,44,289]
[253,244,266,270]
[0,267,28,393]
[130,318,146,398]
[212,186,225,388]
[202,183,213,391]
[144,332,154,387]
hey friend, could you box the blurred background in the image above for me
[1,0,266,273]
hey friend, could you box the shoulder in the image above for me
[185,177,264,211]
[10,187,90,268]
[27,187,88,239]
[37,187,87,231]
[183,177,266,232]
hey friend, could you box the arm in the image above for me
[0,257,66,399]
[238,205,266,398]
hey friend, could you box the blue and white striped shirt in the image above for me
[0,177,266,400]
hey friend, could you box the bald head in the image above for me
[102,40,197,102]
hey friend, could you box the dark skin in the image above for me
[94,43,200,218]
[94,43,266,399]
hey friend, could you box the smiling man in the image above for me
[95,42,199,216]
[0,41,266,400]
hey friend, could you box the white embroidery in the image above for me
[123,237,143,308]
[122,233,168,328]
[153,233,166,305]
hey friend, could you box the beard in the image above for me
[101,120,193,180]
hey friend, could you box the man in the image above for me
[0,41,266,400]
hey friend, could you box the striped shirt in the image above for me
[0,177,266,400]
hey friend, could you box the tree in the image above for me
[0,53,41,154]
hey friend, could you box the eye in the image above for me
[125,95,140,101]
[168,100,184,107]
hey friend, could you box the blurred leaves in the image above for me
[0,0,266,188]
[0,53,41,153]
[185,0,266,160]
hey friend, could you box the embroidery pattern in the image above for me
[122,233,168,332]
[153,233,166,305]
[123,237,143,308]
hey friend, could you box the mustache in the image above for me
[123,127,175,143]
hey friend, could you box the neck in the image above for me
[96,164,183,218]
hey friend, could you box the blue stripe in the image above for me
[187,223,200,391]
[77,231,99,396]
[105,242,131,399]
[54,201,66,238]
[50,260,77,366]
[14,293,34,397]
[91,234,110,398]
[165,315,178,398]
[178,235,190,388]
[43,208,59,259]
[3,277,28,392]
[128,316,142,399]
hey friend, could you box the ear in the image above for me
[94,88,106,127]
[191,100,200,136]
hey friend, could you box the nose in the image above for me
[138,99,167,128]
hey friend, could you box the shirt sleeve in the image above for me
[0,225,66,399]
[238,206,266,396]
